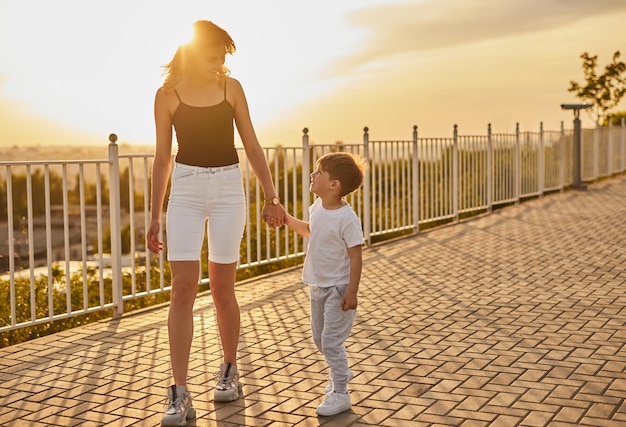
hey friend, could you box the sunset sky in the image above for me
[1,0,625,149]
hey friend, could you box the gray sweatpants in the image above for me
[309,284,356,393]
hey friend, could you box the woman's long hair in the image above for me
[161,20,236,91]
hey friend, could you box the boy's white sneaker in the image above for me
[316,391,351,416]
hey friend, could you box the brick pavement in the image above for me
[1,175,625,427]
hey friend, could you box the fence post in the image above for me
[453,124,459,222]
[108,133,123,317]
[560,121,565,191]
[515,123,520,203]
[302,128,311,251]
[412,125,419,234]
[608,121,614,176]
[362,127,371,246]
[620,117,626,172]
[539,122,545,196]
[487,123,493,213]
[593,122,599,180]
[6,167,15,327]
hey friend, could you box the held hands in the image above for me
[146,219,164,254]
[262,203,287,228]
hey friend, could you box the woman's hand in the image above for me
[146,219,164,253]
[262,203,287,228]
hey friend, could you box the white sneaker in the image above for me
[214,363,243,402]
[161,385,196,426]
[316,391,352,416]
[324,370,354,394]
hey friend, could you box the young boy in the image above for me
[284,152,367,416]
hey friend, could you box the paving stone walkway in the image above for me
[1,175,625,426]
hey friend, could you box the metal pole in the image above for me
[453,124,459,222]
[515,122,520,203]
[487,123,493,212]
[539,122,544,197]
[108,133,123,316]
[572,112,586,190]
[608,121,614,176]
[560,121,565,191]
[362,127,371,246]
[593,122,599,179]
[412,125,419,233]
[622,118,626,173]
[560,103,592,189]
[302,128,310,251]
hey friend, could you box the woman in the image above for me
[147,20,285,426]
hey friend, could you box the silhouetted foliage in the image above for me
[604,110,626,126]
[569,51,626,124]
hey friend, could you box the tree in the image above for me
[568,51,626,125]
[604,111,626,126]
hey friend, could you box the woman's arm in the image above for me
[230,77,286,226]
[147,87,174,253]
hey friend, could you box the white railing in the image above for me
[1,120,625,333]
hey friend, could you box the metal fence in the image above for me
[1,121,625,333]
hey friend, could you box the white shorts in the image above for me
[166,163,246,264]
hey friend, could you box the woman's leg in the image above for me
[168,260,200,386]
[208,261,239,364]
[203,167,246,401]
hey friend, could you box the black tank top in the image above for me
[171,83,239,167]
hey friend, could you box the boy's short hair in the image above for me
[316,152,368,197]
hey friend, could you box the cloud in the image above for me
[327,0,626,76]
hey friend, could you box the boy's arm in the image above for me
[341,245,363,311]
[285,213,311,237]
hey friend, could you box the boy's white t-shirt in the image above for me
[302,197,364,287]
